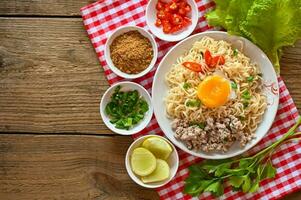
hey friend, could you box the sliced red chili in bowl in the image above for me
[169,2,178,12]
[156,1,165,11]
[170,14,183,25]
[155,18,162,27]
[178,7,186,16]
[154,0,192,34]
[170,24,183,33]
[162,20,172,33]
[184,4,191,13]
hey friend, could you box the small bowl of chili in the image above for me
[146,0,198,42]
[105,26,158,79]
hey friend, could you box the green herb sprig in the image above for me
[189,122,206,129]
[231,82,238,89]
[186,99,201,107]
[233,48,239,56]
[105,86,149,130]
[247,76,254,82]
[241,91,251,100]
[241,90,251,108]
[184,117,301,197]
[183,82,192,90]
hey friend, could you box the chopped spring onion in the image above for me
[231,82,238,89]
[247,76,254,82]
[105,86,149,130]
[183,82,192,90]
[186,99,201,107]
[233,48,239,56]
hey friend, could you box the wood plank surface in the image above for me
[0,18,112,134]
[0,0,96,16]
[0,134,159,200]
[280,43,301,109]
[0,134,300,200]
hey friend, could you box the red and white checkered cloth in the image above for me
[81,0,301,199]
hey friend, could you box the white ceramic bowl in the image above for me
[152,31,279,159]
[104,25,158,79]
[125,135,179,188]
[100,81,153,135]
[146,0,199,42]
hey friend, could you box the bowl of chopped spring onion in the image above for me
[100,81,153,135]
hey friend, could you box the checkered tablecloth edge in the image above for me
[81,1,301,199]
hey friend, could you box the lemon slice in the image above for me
[131,147,156,176]
[141,159,170,183]
[142,137,173,160]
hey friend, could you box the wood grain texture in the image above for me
[0,134,300,200]
[0,134,159,200]
[280,41,301,110]
[0,18,112,134]
[0,0,97,16]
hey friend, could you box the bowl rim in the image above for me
[100,81,154,135]
[145,0,199,42]
[104,25,158,79]
[125,134,179,188]
[151,30,279,159]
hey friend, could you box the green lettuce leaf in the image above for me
[206,0,301,73]
[205,0,231,28]
[225,0,255,35]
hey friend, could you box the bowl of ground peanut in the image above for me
[105,25,158,79]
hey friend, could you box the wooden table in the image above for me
[0,1,300,199]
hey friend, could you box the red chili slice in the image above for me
[171,14,183,25]
[178,7,186,16]
[156,1,165,11]
[178,1,187,9]
[156,10,165,19]
[204,50,212,66]
[184,4,191,13]
[211,56,225,66]
[155,18,162,27]
[170,24,183,33]
[164,3,171,13]
[157,10,171,20]
[182,62,204,72]
[162,20,172,33]
[169,2,178,12]
[182,16,191,27]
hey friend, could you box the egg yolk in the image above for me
[197,75,231,108]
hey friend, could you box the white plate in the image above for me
[152,31,279,159]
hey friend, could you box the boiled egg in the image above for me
[197,75,231,108]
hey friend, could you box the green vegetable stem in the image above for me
[183,82,192,90]
[184,117,301,197]
[186,99,202,107]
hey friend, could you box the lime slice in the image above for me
[141,159,170,183]
[131,147,156,176]
[142,137,173,160]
